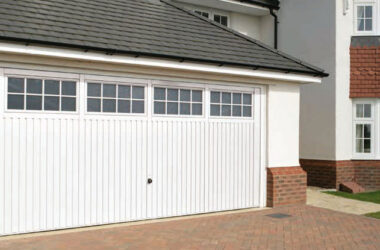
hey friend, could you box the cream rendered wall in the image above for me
[278,0,337,160]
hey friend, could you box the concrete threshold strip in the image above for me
[0,207,269,241]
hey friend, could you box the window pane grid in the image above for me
[154,87,203,116]
[87,82,144,114]
[357,5,373,31]
[7,77,76,112]
[210,91,253,117]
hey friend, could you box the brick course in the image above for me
[350,45,380,98]
[266,166,306,207]
[300,159,380,191]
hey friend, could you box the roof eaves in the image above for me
[237,0,280,10]
[161,0,328,77]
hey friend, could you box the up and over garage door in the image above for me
[0,69,265,235]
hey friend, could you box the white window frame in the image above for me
[4,72,79,114]
[193,9,230,27]
[354,1,376,35]
[352,99,376,159]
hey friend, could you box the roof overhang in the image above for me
[172,0,270,16]
[0,42,322,84]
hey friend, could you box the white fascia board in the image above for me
[0,42,322,84]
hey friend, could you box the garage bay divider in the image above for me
[0,70,265,236]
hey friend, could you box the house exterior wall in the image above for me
[278,0,337,161]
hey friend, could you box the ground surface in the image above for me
[1,205,380,249]
[307,187,380,215]
[324,190,380,204]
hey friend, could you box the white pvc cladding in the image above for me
[0,68,266,236]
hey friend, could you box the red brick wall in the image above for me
[350,46,380,98]
[300,159,380,191]
[267,166,306,207]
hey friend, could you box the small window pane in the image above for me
[62,81,76,96]
[358,19,365,31]
[167,102,179,114]
[180,103,190,115]
[8,78,24,93]
[132,100,144,113]
[118,85,130,99]
[167,89,179,101]
[154,101,165,114]
[61,97,76,111]
[356,104,364,118]
[221,16,228,26]
[356,139,363,153]
[214,14,221,23]
[118,100,130,113]
[180,89,191,101]
[222,105,231,116]
[233,105,242,117]
[243,94,252,105]
[103,99,116,112]
[26,95,42,110]
[210,104,220,116]
[233,93,241,104]
[87,98,101,112]
[27,79,42,94]
[366,19,373,31]
[192,90,202,102]
[44,96,59,111]
[364,104,371,117]
[364,139,371,153]
[88,83,101,97]
[357,6,365,18]
[356,124,363,138]
[243,106,252,117]
[222,93,231,104]
[192,103,202,115]
[365,6,373,18]
[364,124,371,138]
[8,94,24,109]
[154,88,166,100]
[103,84,116,98]
[45,80,60,95]
[211,92,220,103]
[132,86,144,99]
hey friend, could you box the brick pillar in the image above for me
[267,166,307,207]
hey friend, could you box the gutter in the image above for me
[269,8,278,49]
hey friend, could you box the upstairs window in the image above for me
[214,14,228,26]
[194,10,209,18]
[356,5,374,32]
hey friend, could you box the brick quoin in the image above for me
[300,159,380,191]
[350,45,380,98]
[266,166,306,207]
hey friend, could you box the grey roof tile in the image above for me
[0,0,326,76]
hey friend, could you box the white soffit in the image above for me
[0,42,322,84]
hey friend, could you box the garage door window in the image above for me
[87,83,145,114]
[7,77,77,112]
[154,87,203,116]
[210,91,252,117]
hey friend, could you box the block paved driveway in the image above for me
[1,205,380,250]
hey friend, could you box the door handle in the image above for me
[147,178,153,184]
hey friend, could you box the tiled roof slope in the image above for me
[0,0,326,76]
[350,36,380,98]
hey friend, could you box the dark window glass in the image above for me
[27,79,42,94]
[180,103,190,115]
[8,78,24,93]
[222,105,231,116]
[154,88,166,100]
[233,93,242,104]
[214,15,221,23]
[243,94,252,105]
[192,103,202,115]
[192,90,202,102]
[118,85,130,99]
[180,89,191,102]
[103,84,116,98]
[167,102,178,114]
[221,16,228,26]
[154,102,165,114]
[62,81,76,96]
[102,99,116,112]
[118,100,130,113]
[243,106,252,117]
[222,92,231,104]
[8,94,24,109]
[210,104,220,116]
[210,92,220,103]
[232,105,242,117]
[26,95,42,110]
[61,97,76,111]
[87,98,101,112]
[45,80,60,95]
[132,100,144,113]
[132,86,144,99]
[44,96,59,111]
[88,83,101,97]
[167,89,179,101]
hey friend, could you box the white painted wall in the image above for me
[278,0,337,160]
[267,83,301,167]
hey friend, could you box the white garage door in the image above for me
[0,70,264,236]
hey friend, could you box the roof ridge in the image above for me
[161,0,327,76]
